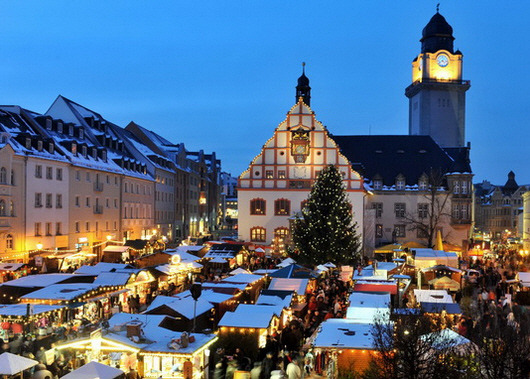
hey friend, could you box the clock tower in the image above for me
[405,11,470,147]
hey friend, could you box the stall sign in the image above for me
[35,256,43,267]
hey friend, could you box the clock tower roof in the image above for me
[421,12,455,54]
[296,63,311,106]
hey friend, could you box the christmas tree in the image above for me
[292,164,361,266]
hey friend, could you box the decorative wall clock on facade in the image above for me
[291,129,310,163]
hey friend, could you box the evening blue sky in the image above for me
[1,1,528,185]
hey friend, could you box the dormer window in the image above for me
[79,128,84,139]
[418,175,428,190]
[48,143,54,154]
[72,143,77,155]
[25,138,31,149]
[68,125,74,136]
[82,145,87,157]
[102,150,107,162]
[396,175,406,190]
[92,148,97,159]
[37,141,43,152]
[46,119,52,130]
[372,175,383,190]
[57,122,63,134]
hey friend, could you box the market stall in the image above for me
[0,352,38,378]
[61,361,125,379]
[311,319,376,376]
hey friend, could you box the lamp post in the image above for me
[190,282,202,333]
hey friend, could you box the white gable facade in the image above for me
[238,99,365,246]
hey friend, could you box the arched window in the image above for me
[250,227,266,242]
[250,198,266,215]
[6,234,13,249]
[9,201,14,216]
[274,227,290,239]
[0,200,5,216]
[274,198,290,215]
[0,167,6,184]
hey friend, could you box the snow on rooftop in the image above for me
[0,274,77,288]
[218,304,282,328]
[221,273,263,284]
[268,278,309,294]
[74,263,131,275]
[313,319,375,349]
[0,304,64,317]
[21,283,100,301]
[93,272,132,286]
[413,289,453,304]
[145,295,213,320]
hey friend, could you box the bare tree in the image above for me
[402,168,452,247]
[470,311,530,379]
[365,311,476,379]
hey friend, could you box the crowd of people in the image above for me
[213,271,350,379]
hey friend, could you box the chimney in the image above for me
[126,321,143,338]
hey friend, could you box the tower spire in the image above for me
[296,62,311,106]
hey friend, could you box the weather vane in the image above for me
[436,3,440,12]
[302,62,306,73]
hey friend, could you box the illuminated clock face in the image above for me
[437,54,449,67]
[294,144,307,155]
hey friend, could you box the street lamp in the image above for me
[36,243,43,251]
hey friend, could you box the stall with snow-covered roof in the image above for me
[204,243,250,268]
[101,245,131,263]
[0,303,66,340]
[144,294,215,331]
[345,291,391,323]
[311,319,377,376]
[221,273,266,303]
[55,313,218,379]
[0,263,28,283]
[217,304,283,356]
[412,249,459,270]
[418,265,462,291]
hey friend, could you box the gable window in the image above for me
[372,202,383,218]
[250,227,266,242]
[418,176,428,190]
[394,203,406,218]
[250,198,266,215]
[278,170,286,179]
[275,198,291,216]
[265,170,274,179]
[373,179,382,190]
[396,175,406,190]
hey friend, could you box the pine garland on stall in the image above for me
[292,164,361,266]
